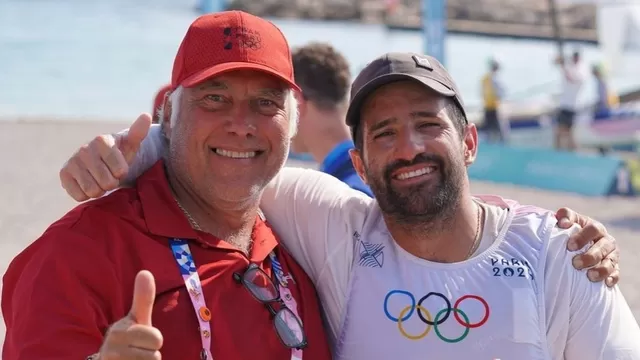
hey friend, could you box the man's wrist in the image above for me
[86,353,100,360]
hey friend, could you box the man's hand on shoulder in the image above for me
[60,114,151,202]
[554,207,619,287]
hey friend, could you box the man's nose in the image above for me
[225,104,257,137]
[394,128,425,162]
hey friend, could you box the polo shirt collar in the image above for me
[138,160,199,240]
[137,160,279,262]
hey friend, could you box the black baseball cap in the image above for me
[345,52,467,142]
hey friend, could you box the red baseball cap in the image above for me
[171,11,300,92]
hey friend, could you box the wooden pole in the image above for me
[548,0,565,59]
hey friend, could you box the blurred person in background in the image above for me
[591,63,620,155]
[592,62,619,120]
[629,155,640,194]
[290,42,372,196]
[480,56,506,143]
[2,11,332,360]
[152,84,172,124]
[554,50,586,151]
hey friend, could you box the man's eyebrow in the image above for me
[197,80,228,90]
[257,88,285,99]
[411,111,441,118]
[368,118,397,134]
[195,81,285,99]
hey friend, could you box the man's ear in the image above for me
[349,148,368,184]
[161,98,173,141]
[462,124,479,166]
[295,91,307,118]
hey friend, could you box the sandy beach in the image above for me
[0,119,638,352]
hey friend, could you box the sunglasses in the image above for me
[233,263,308,349]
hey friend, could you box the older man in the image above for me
[57,52,624,358]
[2,12,331,360]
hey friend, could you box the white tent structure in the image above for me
[563,1,640,150]
[561,0,640,73]
[598,2,640,74]
[501,0,640,150]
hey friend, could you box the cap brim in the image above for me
[179,62,301,92]
[346,73,456,127]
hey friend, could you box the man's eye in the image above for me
[373,131,393,139]
[205,94,224,102]
[418,122,439,129]
[258,99,277,108]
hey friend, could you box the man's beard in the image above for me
[366,152,465,226]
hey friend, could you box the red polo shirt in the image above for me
[2,161,331,360]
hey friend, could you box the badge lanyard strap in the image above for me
[269,252,303,360]
[169,238,303,360]
[170,238,213,360]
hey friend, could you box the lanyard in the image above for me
[268,251,303,360]
[169,237,303,360]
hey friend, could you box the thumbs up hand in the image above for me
[60,113,152,201]
[118,113,153,166]
[99,270,163,360]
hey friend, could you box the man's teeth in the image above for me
[215,149,257,159]
[396,167,434,180]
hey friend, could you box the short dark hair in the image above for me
[292,42,351,110]
[353,98,467,152]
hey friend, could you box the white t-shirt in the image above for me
[261,168,640,359]
[558,62,586,111]
[126,125,640,359]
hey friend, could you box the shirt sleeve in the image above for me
[260,167,374,340]
[120,123,166,186]
[544,225,640,360]
[1,228,122,360]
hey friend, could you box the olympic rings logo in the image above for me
[383,290,490,343]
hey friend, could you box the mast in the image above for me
[422,0,447,65]
[548,0,565,59]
